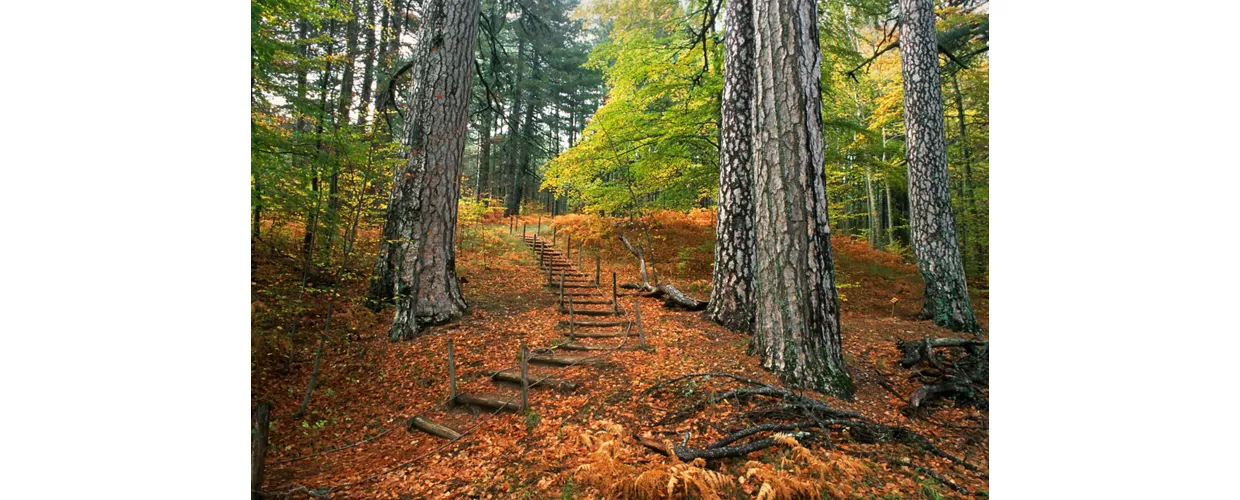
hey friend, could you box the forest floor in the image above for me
[251,211,989,499]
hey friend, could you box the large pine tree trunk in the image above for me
[898,0,980,332]
[389,0,481,340]
[750,0,852,397]
[705,0,755,332]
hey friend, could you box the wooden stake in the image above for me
[634,299,646,347]
[559,271,566,308]
[612,272,618,314]
[537,215,541,235]
[520,343,530,412]
[252,401,272,499]
[595,251,601,285]
[447,339,457,404]
[522,223,527,239]
[568,296,576,340]
[567,234,572,260]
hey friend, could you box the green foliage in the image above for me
[543,0,722,215]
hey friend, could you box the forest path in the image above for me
[450,228,648,416]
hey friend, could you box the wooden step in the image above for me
[559,319,629,328]
[561,292,603,297]
[491,370,578,392]
[560,308,620,316]
[453,393,520,413]
[528,354,605,367]
[557,341,616,352]
[567,330,633,338]
[566,299,611,305]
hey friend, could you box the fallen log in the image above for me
[910,382,980,409]
[638,431,812,461]
[645,284,707,311]
[406,415,463,440]
[491,370,578,392]
[898,338,987,368]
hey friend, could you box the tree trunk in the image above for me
[476,103,492,201]
[389,0,480,340]
[750,0,852,397]
[898,0,980,332]
[330,0,359,208]
[504,38,527,217]
[706,0,755,333]
[951,73,972,275]
[866,165,880,249]
[882,128,895,246]
[304,20,338,261]
[357,0,377,125]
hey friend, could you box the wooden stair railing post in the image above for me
[252,401,272,500]
[520,343,529,412]
[537,215,541,236]
[595,250,601,286]
[568,296,576,340]
[567,234,572,260]
[448,339,457,404]
[634,299,646,347]
[522,223,527,239]
[612,272,618,314]
[559,270,566,308]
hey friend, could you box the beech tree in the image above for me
[749,0,852,396]
[388,0,480,340]
[705,0,754,332]
[898,0,980,333]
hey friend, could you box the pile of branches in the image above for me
[897,338,989,411]
[636,372,985,493]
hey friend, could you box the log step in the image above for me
[557,342,615,352]
[562,292,604,297]
[559,319,629,327]
[529,354,605,367]
[453,393,520,413]
[559,284,597,289]
[560,308,620,316]
[491,370,579,392]
[566,299,611,305]
[568,330,633,338]
[407,415,462,440]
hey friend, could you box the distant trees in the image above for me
[749,0,853,397]
[897,0,980,333]
[387,0,481,340]
[705,0,754,333]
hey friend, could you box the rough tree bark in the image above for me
[750,0,852,397]
[705,0,755,332]
[898,0,980,332]
[388,0,481,340]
